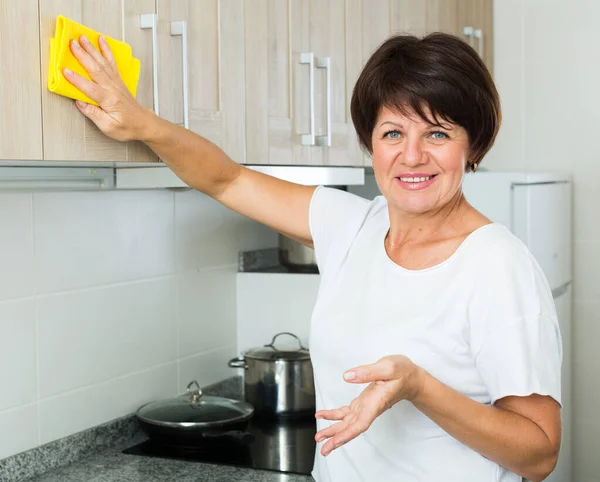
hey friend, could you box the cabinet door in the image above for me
[427,0,460,36]
[157,0,244,163]
[124,0,159,162]
[309,0,363,166]
[390,0,427,37]
[39,0,157,162]
[0,0,43,160]
[245,0,312,165]
[352,0,393,167]
[458,0,494,74]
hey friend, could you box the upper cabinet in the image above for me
[459,0,494,74]
[243,0,363,167]
[39,0,157,162]
[1,0,493,165]
[0,0,43,160]
[156,0,245,162]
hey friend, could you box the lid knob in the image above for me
[186,380,203,403]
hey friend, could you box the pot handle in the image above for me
[228,357,247,369]
[265,332,307,351]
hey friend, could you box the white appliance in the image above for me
[462,171,572,482]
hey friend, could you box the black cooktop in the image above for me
[123,416,317,476]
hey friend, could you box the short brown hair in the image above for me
[350,33,501,171]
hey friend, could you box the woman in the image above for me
[65,32,562,482]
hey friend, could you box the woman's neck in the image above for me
[386,192,478,247]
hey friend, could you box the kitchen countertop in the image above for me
[5,377,313,482]
[25,447,314,482]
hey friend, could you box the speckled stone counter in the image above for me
[25,450,313,482]
[1,377,313,482]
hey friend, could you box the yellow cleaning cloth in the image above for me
[48,15,140,105]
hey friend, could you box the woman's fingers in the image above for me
[69,38,110,87]
[320,422,367,456]
[77,35,115,80]
[315,421,345,442]
[315,406,350,420]
[63,68,105,104]
[97,35,118,73]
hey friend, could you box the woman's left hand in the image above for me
[314,355,426,456]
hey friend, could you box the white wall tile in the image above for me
[34,190,175,294]
[236,273,320,354]
[572,180,600,243]
[39,363,177,444]
[37,277,178,398]
[0,299,36,411]
[0,404,38,459]
[0,193,34,301]
[174,190,276,271]
[485,0,525,170]
[178,345,236,391]
[572,242,600,303]
[177,268,237,358]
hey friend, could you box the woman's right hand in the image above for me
[64,34,154,142]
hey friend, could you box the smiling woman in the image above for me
[63,29,561,482]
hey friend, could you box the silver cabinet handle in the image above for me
[170,21,189,129]
[474,29,483,58]
[300,52,315,146]
[316,56,331,147]
[462,26,474,48]
[140,13,159,116]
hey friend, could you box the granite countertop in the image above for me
[2,377,314,482]
[25,448,313,482]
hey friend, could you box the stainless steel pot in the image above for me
[278,234,318,272]
[228,332,315,417]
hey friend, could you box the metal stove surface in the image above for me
[123,416,317,476]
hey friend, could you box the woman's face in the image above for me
[371,106,470,216]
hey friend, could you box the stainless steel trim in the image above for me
[0,167,114,191]
[552,282,571,299]
[463,26,474,47]
[300,52,315,146]
[171,21,189,129]
[140,13,159,116]
[115,165,365,189]
[474,29,483,57]
[316,56,331,147]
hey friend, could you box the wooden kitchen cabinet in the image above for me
[39,0,158,162]
[0,0,44,160]
[244,0,364,167]
[156,0,245,163]
[458,0,494,74]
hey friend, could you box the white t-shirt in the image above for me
[308,186,562,482]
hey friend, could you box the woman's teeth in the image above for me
[399,176,434,183]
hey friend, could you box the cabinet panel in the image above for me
[40,0,130,162]
[245,0,311,165]
[458,0,494,74]
[0,0,43,160]
[165,0,245,162]
[309,0,362,166]
[427,0,460,36]
[390,0,427,37]
[123,0,158,162]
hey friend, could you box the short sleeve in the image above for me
[308,186,372,275]
[468,235,563,406]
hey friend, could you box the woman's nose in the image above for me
[401,138,426,166]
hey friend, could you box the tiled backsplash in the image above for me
[236,273,320,354]
[0,189,276,459]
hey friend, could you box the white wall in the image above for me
[0,188,275,460]
[489,1,600,480]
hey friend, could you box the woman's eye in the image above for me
[430,131,449,140]
[384,130,401,139]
